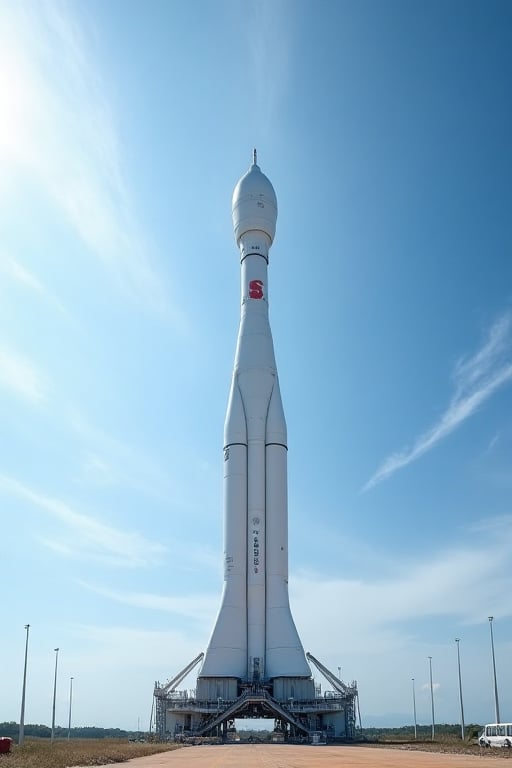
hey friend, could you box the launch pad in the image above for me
[154,653,358,742]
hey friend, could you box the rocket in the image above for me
[200,152,310,683]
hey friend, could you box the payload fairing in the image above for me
[199,152,310,683]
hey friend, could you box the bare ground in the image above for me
[76,743,512,768]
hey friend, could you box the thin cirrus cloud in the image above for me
[0,473,166,567]
[0,343,46,404]
[363,311,512,491]
[422,683,441,693]
[69,409,173,500]
[77,581,216,624]
[0,252,68,314]
[0,1,174,318]
[243,0,292,138]
[292,514,512,656]
[0,252,48,296]
[67,624,208,672]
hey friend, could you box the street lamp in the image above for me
[455,639,465,740]
[51,648,60,745]
[19,624,30,746]
[428,656,435,741]
[337,666,341,680]
[488,617,501,724]
[411,678,417,740]
[67,678,74,740]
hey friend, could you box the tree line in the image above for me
[362,723,482,740]
[0,722,132,739]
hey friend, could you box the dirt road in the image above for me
[90,744,505,767]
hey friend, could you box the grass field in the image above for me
[0,738,181,767]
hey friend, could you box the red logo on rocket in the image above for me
[249,280,264,299]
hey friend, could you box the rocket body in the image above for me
[200,158,309,683]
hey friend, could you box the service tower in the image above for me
[154,155,358,742]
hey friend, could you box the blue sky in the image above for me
[1,0,511,731]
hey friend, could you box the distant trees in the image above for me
[0,721,483,742]
[362,723,482,740]
[237,729,272,742]
[0,722,131,740]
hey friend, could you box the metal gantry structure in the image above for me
[153,652,358,743]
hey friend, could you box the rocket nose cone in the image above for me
[232,154,278,246]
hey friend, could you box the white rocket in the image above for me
[200,153,310,683]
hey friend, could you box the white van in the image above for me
[479,723,512,748]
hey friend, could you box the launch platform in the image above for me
[154,652,358,742]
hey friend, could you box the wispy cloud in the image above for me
[68,624,208,674]
[0,1,177,318]
[0,344,46,403]
[0,252,46,294]
[0,474,166,566]
[69,412,220,544]
[482,431,501,457]
[69,410,172,499]
[421,682,440,693]
[78,582,216,623]
[242,0,293,138]
[364,312,512,490]
[0,252,68,313]
[292,514,512,657]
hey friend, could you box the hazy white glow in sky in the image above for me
[1,0,511,731]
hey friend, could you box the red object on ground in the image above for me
[0,737,12,753]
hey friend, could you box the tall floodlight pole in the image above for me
[51,648,60,745]
[455,639,465,740]
[411,678,417,739]
[19,624,30,746]
[67,677,74,740]
[428,656,435,741]
[488,617,501,724]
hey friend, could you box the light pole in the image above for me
[67,677,74,740]
[19,624,30,746]
[51,648,59,745]
[411,678,417,739]
[338,666,341,680]
[217,698,222,738]
[428,656,435,741]
[455,639,465,740]
[488,617,501,724]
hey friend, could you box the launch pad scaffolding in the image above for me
[153,653,358,743]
